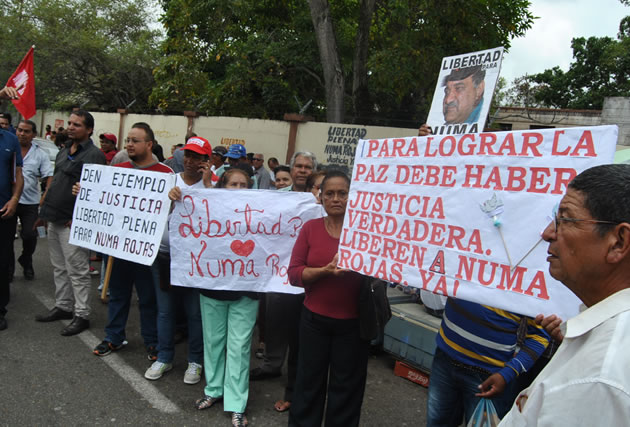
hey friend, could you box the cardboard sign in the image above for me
[340,126,618,319]
[169,189,323,294]
[69,164,175,265]
[426,47,504,135]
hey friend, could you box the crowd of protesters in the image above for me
[2,88,630,427]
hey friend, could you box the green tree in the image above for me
[152,0,535,126]
[514,13,630,110]
[0,0,161,112]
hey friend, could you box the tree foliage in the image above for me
[511,13,630,110]
[152,0,535,126]
[0,0,161,112]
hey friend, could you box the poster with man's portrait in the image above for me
[426,47,504,135]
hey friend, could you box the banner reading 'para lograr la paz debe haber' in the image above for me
[339,125,617,320]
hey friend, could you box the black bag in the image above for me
[358,277,392,341]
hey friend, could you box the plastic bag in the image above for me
[466,398,500,427]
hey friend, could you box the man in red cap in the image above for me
[99,133,118,165]
[145,135,213,383]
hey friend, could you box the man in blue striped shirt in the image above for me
[426,297,549,426]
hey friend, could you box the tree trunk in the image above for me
[308,0,345,123]
[352,0,375,124]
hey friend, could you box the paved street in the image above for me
[1,237,428,426]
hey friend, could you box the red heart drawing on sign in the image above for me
[230,239,255,257]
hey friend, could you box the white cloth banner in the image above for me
[169,189,323,294]
[69,164,175,265]
[340,126,618,319]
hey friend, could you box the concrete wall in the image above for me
[194,116,292,166]
[31,109,418,171]
[33,100,630,167]
[295,122,418,173]
[493,107,602,131]
[601,97,630,147]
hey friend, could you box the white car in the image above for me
[33,137,59,168]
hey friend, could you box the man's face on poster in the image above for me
[442,75,485,124]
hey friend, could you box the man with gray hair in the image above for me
[288,151,317,192]
[442,65,486,125]
[500,164,630,426]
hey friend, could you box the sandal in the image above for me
[274,399,291,412]
[255,344,264,359]
[195,395,222,410]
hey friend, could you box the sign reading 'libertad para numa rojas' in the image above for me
[339,126,617,319]
[69,164,176,266]
[169,189,323,294]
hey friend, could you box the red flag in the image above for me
[6,47,36,119]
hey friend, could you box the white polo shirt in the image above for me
[499,288,630,426]
[19,143,53,205]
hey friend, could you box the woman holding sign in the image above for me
[288,170,369,427]
[194,166,259,427]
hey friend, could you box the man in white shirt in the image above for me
[15,120,53,280]
[500,164,630,426]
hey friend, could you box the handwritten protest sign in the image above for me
[170,189,323,294]
[69,164,175,265]
[426,46,504,135]
[339,125,618,319]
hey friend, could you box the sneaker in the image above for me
[231,412,248,427]
[144,361,173,380]
[89,266,99,276]
[93,340,127,356]
[147,345,158,361]
[183,362,203,384]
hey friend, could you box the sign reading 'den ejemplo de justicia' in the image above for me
[69,164,175,265]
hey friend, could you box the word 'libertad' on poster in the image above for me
[339,125,617,320]
[426,46,504,136]
[69,164,175,265]
[169,189,323,294]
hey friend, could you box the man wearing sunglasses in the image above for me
[252,153,272,189]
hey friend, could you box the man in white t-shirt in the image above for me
[144,136,214,384]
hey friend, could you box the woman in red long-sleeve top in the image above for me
[288,170,369,427]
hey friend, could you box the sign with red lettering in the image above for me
[169,189,323,293]
[69,164,175,265]
[426,47,504,136]
[340,126,618,319]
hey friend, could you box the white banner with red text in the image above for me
[339,126,618,319]
[69,164,175,265]
[169,189,323,294]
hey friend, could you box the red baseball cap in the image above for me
[100,133,117,144]
[183,136,212,156]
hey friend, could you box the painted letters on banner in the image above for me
[69,164,175,265]
[169,189,323,294]
[340,126,618,319]
[426,47,504,136]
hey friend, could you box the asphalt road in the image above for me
[0,237,428,426]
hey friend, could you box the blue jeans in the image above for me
[104,258,157,348]
[426,348,516,426]
[151,255,203,364]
